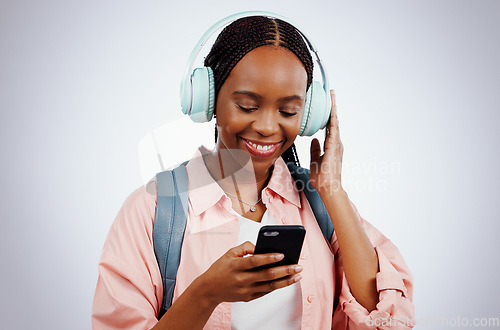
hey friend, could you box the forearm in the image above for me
[152,276,219,330]
[320,188,379,312]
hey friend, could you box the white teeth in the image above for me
[247,140,274,152]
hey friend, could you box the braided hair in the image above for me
[205,15,314,167]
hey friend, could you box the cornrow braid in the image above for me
[206,15,313,166]
[205,16,313,97]
[281,143,301,167]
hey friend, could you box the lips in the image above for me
[241,138,282,158]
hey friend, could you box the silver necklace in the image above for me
[224,191,262,212]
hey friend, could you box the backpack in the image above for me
[152,162,334,318]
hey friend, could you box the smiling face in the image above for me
[215,45,308,178]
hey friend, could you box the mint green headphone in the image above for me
[180,11,331,136]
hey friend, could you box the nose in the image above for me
[251,109,280,136]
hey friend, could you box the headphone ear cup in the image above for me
[299,81,330,136]
[187,67,215,123]
[299,86,313,136]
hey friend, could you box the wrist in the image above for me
[317,181,346,199]
[191,274,221,310]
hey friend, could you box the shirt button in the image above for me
[300,256,306,260]
[280,218,286,224]
[307,295,314,303]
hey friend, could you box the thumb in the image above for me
[310,138,322,168]
[230,241,255,257]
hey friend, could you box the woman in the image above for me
[92,14,414,329]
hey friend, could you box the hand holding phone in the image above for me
[253,225,306,270]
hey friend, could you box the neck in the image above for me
[203,145,272,199]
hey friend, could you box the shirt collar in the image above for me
[185,146,302,216]
[185,147,230,216]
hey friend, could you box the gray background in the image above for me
[1,0,499,329]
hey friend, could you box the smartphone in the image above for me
[253,225,306,270]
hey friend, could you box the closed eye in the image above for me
[237,105,258,112]
[280,111,299,117]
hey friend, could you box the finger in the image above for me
[330,89,337,122]
[252,264,303,282]
[324,91,341,149]
[310,138,322,168]
[239,252,284,270]
[328,90,339,130]
[324,90,336,141]
[324,134,342,154]
[253,273,303,294]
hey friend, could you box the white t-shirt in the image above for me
[231,209,302,330]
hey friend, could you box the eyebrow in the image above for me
[232,90,304,102]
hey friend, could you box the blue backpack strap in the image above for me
[287,163,334,242]
[153,162,189,319]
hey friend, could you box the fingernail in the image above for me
[292,265,303,272]
[293,275,302,283]
[274,254,284,261]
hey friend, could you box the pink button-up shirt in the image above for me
[92,147,414,329]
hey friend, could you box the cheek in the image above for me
[216,109,245,141]
[279,116,302,152]
[287,112,303,136]
[219,123,242,143]
[219,113,244,132]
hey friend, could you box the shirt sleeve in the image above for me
[92,181,163,330]
[331,200,415,330]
